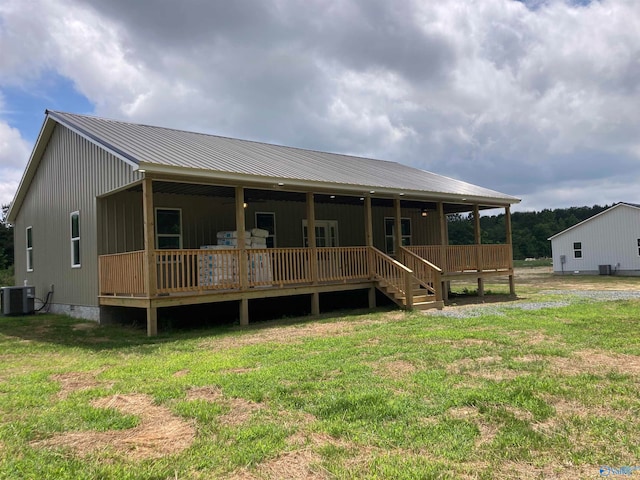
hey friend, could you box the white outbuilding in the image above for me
[548,202,640,275]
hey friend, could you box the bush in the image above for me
[0,266,15,287]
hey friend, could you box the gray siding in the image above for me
[13,125,140,307]
[551,204,640,274]
[102,192,441,252]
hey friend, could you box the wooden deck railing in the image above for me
[369,247,414,308]
[99,244,512,298]
[398,247,442,300]
[317,247,370,282]
[98,250,146,296]
[405,244,512,273]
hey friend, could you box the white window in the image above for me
[573,242,582,259]
[26,226,33,272]
[302,220,338,247]
[70,211,81,268]
[255,212,276,248]
[155,208,182,249]
[384,217,411,254]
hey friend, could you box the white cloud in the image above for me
[1,0,639,210]
[0,120,31,207]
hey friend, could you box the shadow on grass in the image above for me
[445,292,521,307]
[0,303,397,353]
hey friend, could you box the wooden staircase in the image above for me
[369,246,444,312]
[376,278,444,311]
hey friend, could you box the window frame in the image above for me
[302,220,339,247]
[155,208,183,250]
[70,211,81,268]
[255,212,276,248]
[26,226,33,272]
[573,241,582,259]
[384,217,412,255]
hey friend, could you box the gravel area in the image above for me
[424,289,640,319]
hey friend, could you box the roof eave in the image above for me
[139,162,520,207]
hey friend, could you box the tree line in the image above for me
[0,203,614,268]
[447,204,611,259]
[1,205,13,270]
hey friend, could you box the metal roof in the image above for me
[46,110,518,204]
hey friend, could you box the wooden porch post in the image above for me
[236,186,249,326]
[505,205,515,295]
[142,177,158,336]
[437,202,449,302]
[307,192,319,315]
[364,195,376,308]
[474,204,484,297]
[394,197,402,257]
[364,195,373,247]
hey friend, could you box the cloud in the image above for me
[0,119,31,207]
[1,0,639,211]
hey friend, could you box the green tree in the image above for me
[0,204,14,269]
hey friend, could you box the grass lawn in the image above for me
[1,273,639,479]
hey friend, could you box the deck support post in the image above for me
[239,298,249,326]
[311,292,320,315]
[368,286,376,308]
[142,176,158,336]
[146,302,157,337]
[307,193,318,284]
[473,204,484,297]
[505,205,516,295]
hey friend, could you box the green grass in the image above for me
[1,288,639,478]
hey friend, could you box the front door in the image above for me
[302,220,338,247]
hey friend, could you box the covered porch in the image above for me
[97,176,515,335]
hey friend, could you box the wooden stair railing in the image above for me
[368,247,443,311]
[398,247,443,302]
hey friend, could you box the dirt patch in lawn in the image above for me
[550,350,640,376]
[228,449,327,480]
[51,370,111,399]
[507,266,640,291]
[497,461,595,480]
[199,317,383,350]
[370,359,418,378]
[447,356,521,381]
[32,394,195,460]
[230,416,348,480]
[448,406,499,445]
[186,386,265,427]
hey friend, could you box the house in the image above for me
[8,111,520,335]
[548,202,640,276]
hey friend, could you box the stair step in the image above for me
[413,301,445,311]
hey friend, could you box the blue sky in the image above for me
[1,0,639,212]
[3,73,93,143]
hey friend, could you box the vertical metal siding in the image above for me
[551,205,640,273]
[13,125,140,306]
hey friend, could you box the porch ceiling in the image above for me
[123,180,497,213]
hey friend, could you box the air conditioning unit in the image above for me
[1,286,36,315]
[598,265,612,275]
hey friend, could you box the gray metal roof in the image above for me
[46,110,519,204]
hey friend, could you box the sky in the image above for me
[1,0,639,213]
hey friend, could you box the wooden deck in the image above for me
[98,244,513,310]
